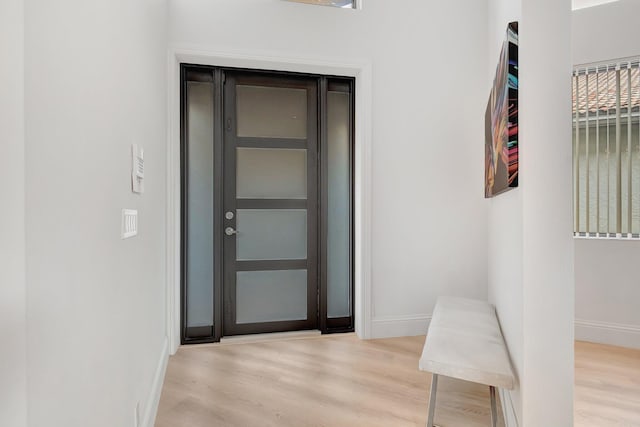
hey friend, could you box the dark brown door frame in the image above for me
[180,66,224,343]
[319,78,356,333]
[180,64,355,344]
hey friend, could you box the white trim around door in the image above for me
[166,45,374,354]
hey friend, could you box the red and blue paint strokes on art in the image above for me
[485,21,519,198]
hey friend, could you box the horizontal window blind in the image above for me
[572,59,640,238]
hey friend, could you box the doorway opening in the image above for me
[181,65,355,343]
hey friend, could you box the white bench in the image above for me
[419,297,515,427]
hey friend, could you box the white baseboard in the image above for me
[575,319,640,349]
[370,314,431,339]
[498,388,519,427]
[141,337,170,427]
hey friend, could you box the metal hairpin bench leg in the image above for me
[426,374,438,427]
[427,376,499,427]
[490,385,498,427]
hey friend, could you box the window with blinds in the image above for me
[572,59,640,238]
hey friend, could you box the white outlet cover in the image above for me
[121,209,138,239]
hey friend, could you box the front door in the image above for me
[222,72,319,335]
[181,66,354,344]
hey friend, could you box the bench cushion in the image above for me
[419,296,515,390]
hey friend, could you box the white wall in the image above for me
[488,0,574,426]
[573,0,640,65]
[575,240,640,347]
[487,2,523,424]
[0,0,27,426]
[520,1,574,425]
[24,1,169,426]
[572,0,640,349]
[169,0,490,338]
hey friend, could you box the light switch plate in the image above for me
[121,209,138,239]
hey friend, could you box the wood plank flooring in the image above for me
[156,334,502,427]
[575,341,640,427]
[155,334,640,427]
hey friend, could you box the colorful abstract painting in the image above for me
[485,21,518,198]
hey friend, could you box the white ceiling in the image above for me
[285,0,354,7]
[572,0,620,10]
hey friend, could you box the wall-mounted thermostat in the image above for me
[132,143,144,194]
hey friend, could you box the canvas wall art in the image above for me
[485,22,519,198]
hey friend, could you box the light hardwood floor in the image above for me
[155,335,640,427]
[575,341,640,427]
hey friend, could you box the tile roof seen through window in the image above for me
[573,66,640,115]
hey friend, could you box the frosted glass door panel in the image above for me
[236,270,307,324]
[236,85,307,139]
[186,81,215,327]
[327,92,351,318]
[236,209,307,260]
[236,148,307,199]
